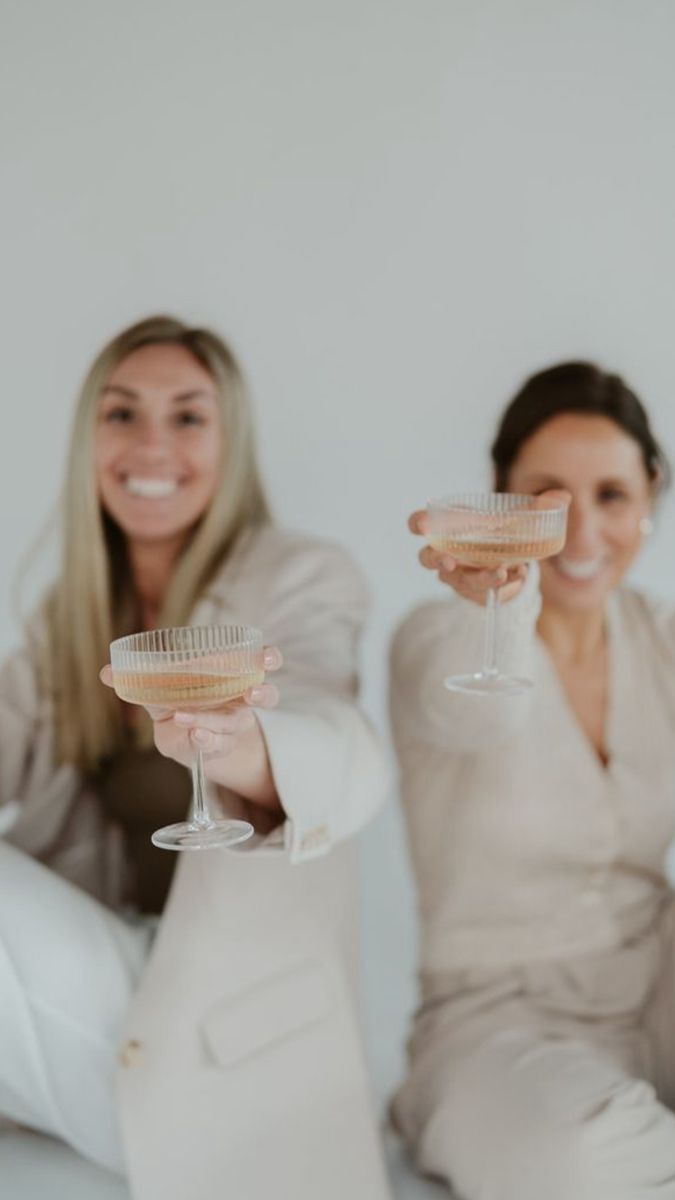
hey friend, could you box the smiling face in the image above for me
[506,413,654,612]
[94,342,223,553]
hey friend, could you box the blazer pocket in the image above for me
[200,959,332,1068]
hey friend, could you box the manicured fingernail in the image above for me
[174,712,194,725]
[249,688,264,703]
[193,728,212,745]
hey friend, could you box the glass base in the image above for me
[443,671,533,696]
[151,818,254,851]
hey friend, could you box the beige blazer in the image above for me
[1,525,391,1200]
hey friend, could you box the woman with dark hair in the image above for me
[391,362,675,1199]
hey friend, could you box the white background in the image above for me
[3,0,675,1106]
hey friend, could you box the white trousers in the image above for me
[0,840,151,1173]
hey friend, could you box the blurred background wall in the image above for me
[3,0,675,1106]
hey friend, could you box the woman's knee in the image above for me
[411,1035,675,1199]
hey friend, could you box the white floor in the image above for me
[0,799,451,1198]
[0,1126,449,1199]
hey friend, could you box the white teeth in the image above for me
[556,557,605,581]
[125,477,178,498]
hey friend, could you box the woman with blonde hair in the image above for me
[0,315,391,1200]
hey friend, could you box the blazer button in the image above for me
[119,1039,142,1067]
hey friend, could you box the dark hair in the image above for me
[491,361,671,493]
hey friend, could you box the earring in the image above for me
[639,517,654,536]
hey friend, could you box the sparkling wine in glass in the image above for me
[110,624,265,850]
[427,493,568,695]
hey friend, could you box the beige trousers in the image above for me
[393,899,675,1200]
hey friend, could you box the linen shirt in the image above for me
[391,564,675,976]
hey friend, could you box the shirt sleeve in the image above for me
[390,563,541,753]
[225,538,390,864]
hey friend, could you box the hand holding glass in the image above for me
[110,624,265,850]
[427,493,568,694]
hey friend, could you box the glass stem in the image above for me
[191,747,211,828]
[482,586,499,678]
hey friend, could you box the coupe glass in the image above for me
[110,624,265,850]
[427,492,568,695]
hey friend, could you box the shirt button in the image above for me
[118,1039,142,1067]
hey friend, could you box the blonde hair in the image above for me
[42,315,271,771]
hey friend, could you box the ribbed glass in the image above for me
[427,492,567,567]
[425,492,568,695]
[108,623,263,851]
[110,624,264,710]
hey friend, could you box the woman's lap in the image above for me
[395,916,675,1199]
[396,1025,675,1200]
